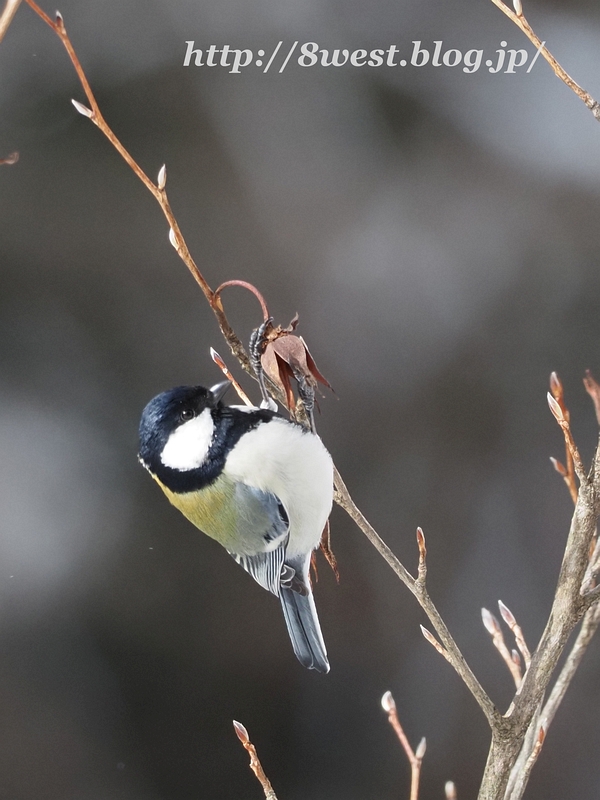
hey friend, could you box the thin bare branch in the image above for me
[488,0,600,121]
[506,726,545,800]
[381,691,425,800]
[504,702,542,800]
[334,467,500,728]
[22,0,255,375]
[0,0,22,43]
[547,391,585,485]
[541,602,600,732]
[416,527,427,586]
[549,373,578,503]
[210,348,254,407]
[233,721,278,800]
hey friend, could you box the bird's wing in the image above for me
[226,484,289,596]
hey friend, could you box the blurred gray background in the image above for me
[2,0,600,797]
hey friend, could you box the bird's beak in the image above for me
[209,380,231,406]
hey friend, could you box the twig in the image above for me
[420,626,450,661]
[540,601,600,732]
[214,280,270,322]
[477,431,600,799]
[481,609,522,688]
[210,348,253,407]
[416,526,427,586]
[505,726,545,800]
[498,601,531,669]
[547,391,586,484]
[504,702,542,800]
[381,691,426,800]
[22,0,253,376]
[0,0,22,43]
[504,381,600,800]
[233,721,278,800]
[549,373,578,504]
[488,0,600,121]
[334,467,500,729]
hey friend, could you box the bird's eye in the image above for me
[179,408,195,422]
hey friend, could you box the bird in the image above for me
[138,380,333,672]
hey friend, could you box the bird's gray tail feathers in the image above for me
[280,586,329,673]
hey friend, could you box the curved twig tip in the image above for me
[214,280,270,322]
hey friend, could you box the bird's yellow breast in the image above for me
[151,473,239,549]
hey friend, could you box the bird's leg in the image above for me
[250,318,277,411]
[292,367,317,433]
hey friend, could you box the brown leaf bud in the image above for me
[547,392,564,422]
[420,625,446,656]
[445,781,457,800]
[157,164,167,190]
[537,726,546,744]
[381,690,396,713]
[71,99,93,118]
[549,371,563,400]
[498,600,516,627]
[481,608,500,636]
[233,720,249,744]
[549,457,567,476]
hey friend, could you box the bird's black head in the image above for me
[138,382,229,474]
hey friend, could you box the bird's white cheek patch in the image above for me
[160,409,214,471]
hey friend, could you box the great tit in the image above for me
[138,381,333,673]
